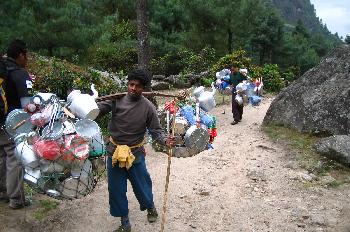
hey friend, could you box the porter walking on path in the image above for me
[97,69,175,232]
[228,64,247,125]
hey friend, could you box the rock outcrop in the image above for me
[263,44,350,135]
[314,135,350,166]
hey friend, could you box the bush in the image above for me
[211,49,252,73]
[281,66,299,85]
[182,46,217,74]
[252,64,284,92]
[28,54,123,135]
[87,41,138,73]
[28,54,122,99]
[150,47,217,76]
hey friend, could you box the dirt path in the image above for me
[2,97,350,232]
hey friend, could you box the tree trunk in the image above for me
[136,0,150,73]
[137,0,157,106]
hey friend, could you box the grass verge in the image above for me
[32,199,60,220]
[263,124,350,187]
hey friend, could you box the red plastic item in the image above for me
[165,101,177,114]
[34,139,62,160]
[61,135,89,161]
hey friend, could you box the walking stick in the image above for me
[160,98,177,232]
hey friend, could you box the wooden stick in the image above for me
[95,92,178,102]
[63,107,75,118]
[12,119,27,130]
[160,98,177,232]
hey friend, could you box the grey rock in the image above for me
[247,169,267,181]
[314,135,350,166]
[152,75,166,81]
[166,75,191,88]
[320,175,336,185]
[311,214,327,226]
[151,81,170,90]
[263,44,350,135]
[284,161,299,169]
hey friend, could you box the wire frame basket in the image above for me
[16,134,106,199]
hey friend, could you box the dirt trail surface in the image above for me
[2,97,350,232]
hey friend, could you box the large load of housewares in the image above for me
[4,85,105,199]
[5,84,220,199]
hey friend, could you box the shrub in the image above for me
[150,47,217,77]
[258,64,285,92]
[211,49,252,73]
[87,41,138,73]
[28,54,123,135]
[28,54,122,99]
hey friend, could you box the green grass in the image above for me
[214,91,231,105]
[32,199,60,220]
[24,183,39,200]
[263,124,350,187]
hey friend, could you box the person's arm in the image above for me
[11,69,32,108]
[147,105,167,146]
[97,100,113,117]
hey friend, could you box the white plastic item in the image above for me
[67,86,100,120]
[15,140,39,169]
[236,82,248,92]
[235,94,243,105]
[197,85,216,112]
[193,86,205,99]
[24,168,41,185]
[33,93,55,104]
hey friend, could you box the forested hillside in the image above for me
[0,0,343,80]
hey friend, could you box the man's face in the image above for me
[17,52,28,68]
[232,66,239,73]
[127,79,144,97]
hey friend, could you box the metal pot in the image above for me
[40,159,65,174]
[173,117,189,135]
[5,109,34,138]
[184,125,210,156]
[75,119,100,139]
[60,159,94,199]
[42,121,64,140]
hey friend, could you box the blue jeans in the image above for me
[107,155,154,217]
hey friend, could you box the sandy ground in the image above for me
[1,97,350,232]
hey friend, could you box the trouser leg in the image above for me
[0,129,24,203]
[107,156,128,217]
[238,105,244,120]
[127,155,154,211]
[0,137,6,193]
[231,93,241,122]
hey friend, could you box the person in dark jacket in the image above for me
[98,69,175,232]
[228,64,247,125]
[0,39,32,209]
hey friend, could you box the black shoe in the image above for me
[115,225,131,232]
[9,199,31,210]
[230,121,238,125]
[147,207,158,223]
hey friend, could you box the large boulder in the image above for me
[263,44,350,135]
[166,75,191,88]
[314,135,350,166]
[151,80,170,90]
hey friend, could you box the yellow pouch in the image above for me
[110,137,144,169]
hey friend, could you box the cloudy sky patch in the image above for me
[310,0,350,38]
